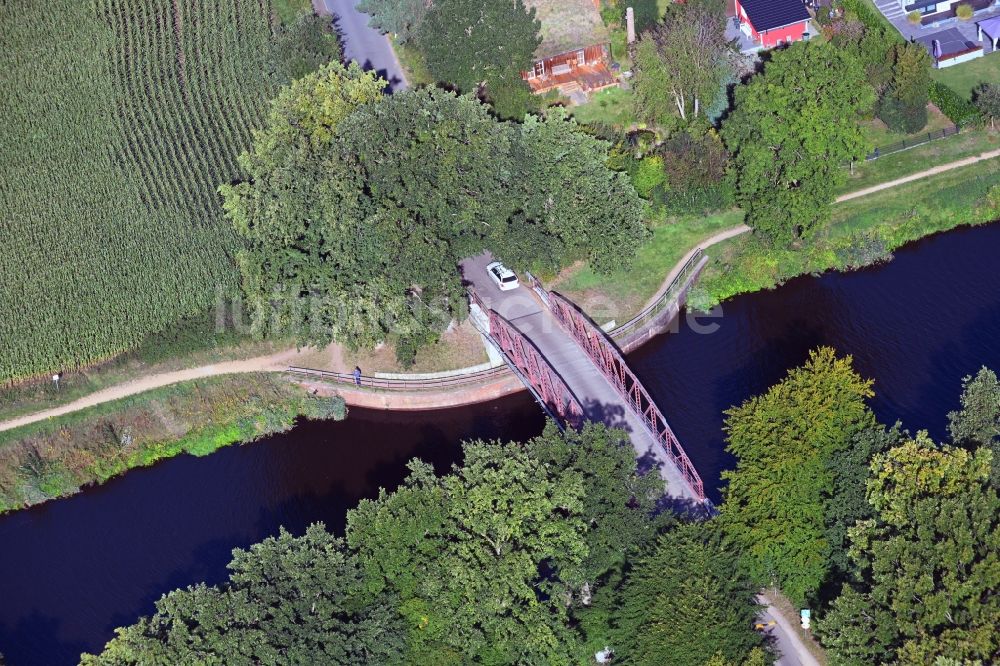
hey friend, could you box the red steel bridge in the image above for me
[465,254,706,502]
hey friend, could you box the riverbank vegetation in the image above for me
[0,0,338,385]
[694,159,1000,310]
[83,423,767,665]
[721,348,1000,663]
[82,349,1000,663]
[0,374,344,515]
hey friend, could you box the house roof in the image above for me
[524,0,611,60]
[738,0,810,31]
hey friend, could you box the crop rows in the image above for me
[0,0,276,384]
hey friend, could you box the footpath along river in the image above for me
[3,222,1000,664]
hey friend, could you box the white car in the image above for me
[486,261,519,291]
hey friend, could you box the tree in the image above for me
[879,42,931,134]
[823,421,904,581]
[418,0,540,119]
[357,0,429,42]
[502,111,649,275]
[948,366,1000,488]
[633,0,730,126]
[525,422,670,598]
[720,347,876,603]
[601,523,764,666]
[82,525,405,664]
[346,441,588,664]
[974,83,1000,130]
[222,71,646,361]
[722,41,874,243]
[821,437,1000,665]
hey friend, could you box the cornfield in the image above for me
[0,0,277,384]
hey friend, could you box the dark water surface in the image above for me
[630,222,1000,501]
[0,394,545,665]
[3,222,1000,664]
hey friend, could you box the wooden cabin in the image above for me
[521,0,616,96]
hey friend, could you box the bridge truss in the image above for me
[545,290,706,501]
[469,290,584,428]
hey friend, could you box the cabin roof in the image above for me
[524,0,611,60]
[737,0,810,31]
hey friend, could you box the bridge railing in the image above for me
[611,249,707,351]
[468,289,584,427]
[287,366,510,390]
[543,289,706,501]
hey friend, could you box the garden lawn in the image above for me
[571,86,637,128]
[695,159,1000,309]
[931,53,1000,101]
[552,209,745,325]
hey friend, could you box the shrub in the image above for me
[840,0,903,39]
[907,10,922,24]
[631,155,666,198]
[955,3,973,19]
[878,94,928,134]
[930,81,982,127]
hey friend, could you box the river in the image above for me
[2,222,1000,664]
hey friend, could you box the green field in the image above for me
[0,0,280,384]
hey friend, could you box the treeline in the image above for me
[81,350,1000,663]
[719,348,1000,664]
[221,63,646,365]
[83,424,766,665]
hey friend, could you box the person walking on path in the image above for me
[353,366,363,387]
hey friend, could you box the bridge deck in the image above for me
[463,253,698,502]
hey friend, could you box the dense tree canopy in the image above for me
[82,525,404,664]
[599,524,765,666]
[347,440,587,664]
[720,347,877,603]
[268,12,342,84]
[820,437,1000,664]
[221,65,646,361]
[722,42,874,243]
[418,0,540,118]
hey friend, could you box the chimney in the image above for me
[626,7,636,43]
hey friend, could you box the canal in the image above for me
[2,222,1000,664]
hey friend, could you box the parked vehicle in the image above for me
[486,261,519,291]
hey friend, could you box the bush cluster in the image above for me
[930,81,983,127]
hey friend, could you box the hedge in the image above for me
[930,81,983,127]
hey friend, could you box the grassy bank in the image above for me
[552,208,744,325]
[692,160,1000,309]
[0,374,344,514]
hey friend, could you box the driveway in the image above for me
[317,0,409,92]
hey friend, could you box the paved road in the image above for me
[757,597,822,666]
[319,0,408,92]
[462,252,701,504]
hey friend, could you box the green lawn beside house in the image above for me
[931,53,1000,101]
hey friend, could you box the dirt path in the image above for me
[836,147,1000,203]
[0,349,307,434]
[6,148,999,433]
[640,224,751,311]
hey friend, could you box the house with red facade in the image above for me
[733,0,813,50]
[521,0,616,97]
